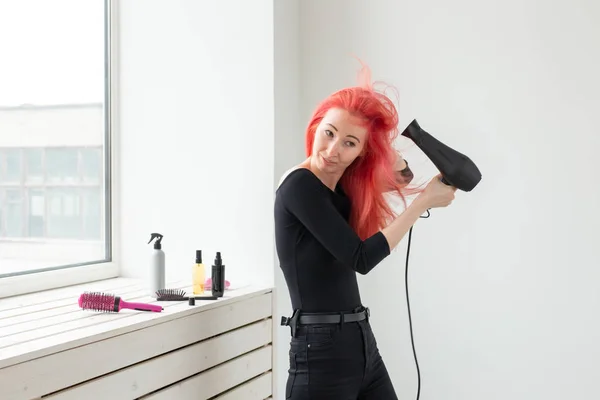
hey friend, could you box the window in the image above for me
[0,0,116,293]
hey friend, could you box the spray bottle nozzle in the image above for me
[148,233,164,250]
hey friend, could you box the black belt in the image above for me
[281,308,370,337]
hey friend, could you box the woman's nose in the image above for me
[325,141,339,157]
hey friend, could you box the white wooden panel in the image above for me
[0,286,150,328]
[0,287,189,347]
[0,282,190,339]
[213,372,272,400]
[0,277,138,311]
[0,288,157,335]
[0,292,272,400]
[45,319,273,400]
[0,278,189,322]
[140,345,273,400]
[0,279,189,327]
[0,281,194,344]
[0,285,270,368]
[0,282,142,319]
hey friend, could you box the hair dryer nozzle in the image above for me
[401,119,482,192]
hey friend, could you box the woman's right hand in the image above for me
[420,174,457,209]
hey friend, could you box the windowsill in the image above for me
[0,276,273,370]
[0,262,119,298]
[0,237,104,244]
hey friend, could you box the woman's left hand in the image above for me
[394,151,408,171]
[394,152,414,186]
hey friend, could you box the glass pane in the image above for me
[47,188,81,239]
[28,189,45,237]
[5,189,23,237]
[82,187,102,240]
[0,190,3,235]
[0,149,22,183]
[81,147,102,184]
[46,148,79,184]
[25,148,44,184]
[0,0,110,277]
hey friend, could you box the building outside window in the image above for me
[0,142,103,240]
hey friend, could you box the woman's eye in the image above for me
[325,129,333,137]
[345,141,356,147]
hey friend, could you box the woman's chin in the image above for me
[318,160,335,172]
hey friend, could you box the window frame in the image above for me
[0,0,120,298]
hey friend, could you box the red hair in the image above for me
[305,62,420,240]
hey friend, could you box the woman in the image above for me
[274,65,457,399]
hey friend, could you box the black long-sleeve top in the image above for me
[274,168,391,313]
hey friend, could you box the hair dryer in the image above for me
[401,119,482,192]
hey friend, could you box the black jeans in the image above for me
[285,317,398,399]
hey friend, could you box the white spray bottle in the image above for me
[148,233,165,297]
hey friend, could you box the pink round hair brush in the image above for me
[78,291,163,313]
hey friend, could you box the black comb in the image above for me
[155,288,218,301]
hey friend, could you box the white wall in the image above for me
[289,0,600,399]
[116,1,600,398]
[117,0,275,290]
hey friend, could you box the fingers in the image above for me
[435,174,457,192]
[428,173,443,185]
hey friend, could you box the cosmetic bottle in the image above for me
[192,250,205,295]
[148,233,165,298]
[211,251,225,297]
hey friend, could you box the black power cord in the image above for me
[405,209,430,400]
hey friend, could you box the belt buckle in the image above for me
[365,307,370,321]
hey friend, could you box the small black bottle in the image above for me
[211,252,225,297]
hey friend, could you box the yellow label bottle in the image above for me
[193,250,205,294]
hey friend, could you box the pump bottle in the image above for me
[148,233,166,297]
[193,250,205,295]
[211,251,225,298]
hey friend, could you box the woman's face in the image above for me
[312,108,368,175]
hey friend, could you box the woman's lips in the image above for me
[321,155,336,166]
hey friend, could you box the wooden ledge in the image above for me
[0,277,272,369]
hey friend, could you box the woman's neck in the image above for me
[302,156,343,192]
